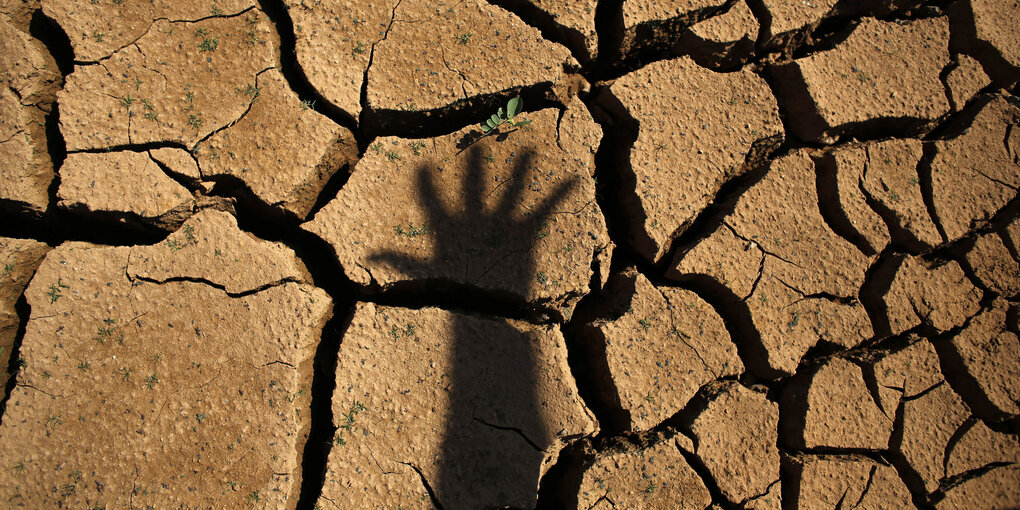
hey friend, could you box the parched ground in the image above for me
[0,0,1018,508]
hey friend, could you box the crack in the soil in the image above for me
[399,461,446,510]
[128,273,302,297]
[472,415,544,452]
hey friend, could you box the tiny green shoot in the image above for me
[480,97,531,135]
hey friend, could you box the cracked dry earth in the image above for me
[0,0,1019,509]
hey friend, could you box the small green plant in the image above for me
[393,223,431,237]
[638,318,652,331]
[480,97,530,135]
[333,402,367,446]
[94,318,124,344]
[455,33,471,45]
[145,373,159,389]
[198,36,219,52]
[236,83,260,99]
[46,279,70,303]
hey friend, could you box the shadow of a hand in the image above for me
[370,145,577,293]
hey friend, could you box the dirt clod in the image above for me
[318,302,594,510]
[0,211,330,508]
[770,17,951,143]
[583,269,742,431]
[576,436,712,510]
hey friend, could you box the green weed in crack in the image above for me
[480,97,531,136]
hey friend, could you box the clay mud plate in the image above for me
[0,0,1018,508]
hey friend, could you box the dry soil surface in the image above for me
[0,0,1018,509]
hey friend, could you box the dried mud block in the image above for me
[41,0,255,62]
[788,455,912,510]
[0,19,60,214]
[945,300,1020,417]
[871,338,943,415]
[149,147,202,182]
[678,0,758,69]
[57,151,193,227]
[58,13,277,151]
[967,230,1019,297]
[782,358,893,450]
[897,382,970,493]
[196,68,357,220]
[318,303,594,510]
[770,17,950,143]
[885,256,982,335]
[686,382,779,505]
[757,0,839,43]
[823,142,899,254]
[0,212,331,508]
[673,150,873,377]
[945,420,1020,477]
[856,139,942,248]
[0,237,49,389]
[961,0,1020,77]
[577,438,712,510]
[284,0,397,119]
[510,0,598,62]
[607,56,782,262]
[0,0,38,32]
[289,0,574,118]
[946,55,991,111]
[0,19,59,108]
[583,270,742,431]
[670,224,763,299]
[930,96,1020,241]
[937,464,1020,510]
[128,210,309,293]
[304,100,608,317]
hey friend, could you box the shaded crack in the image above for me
[743,250,767,301]
[438,45,474,100]
[398,461,445,510]
[72,20,158,66]
[741,477,781,506]
[484,0,592,65]
[128,274,300,298]
[657,286,717,377]
[725,222,806,269]
[472,415,543,452]
[941,417,976,479]
[256,0,361,140]
[917,142,950,244]
[813,151,880,256]
[931,461,1016,503]
[191,66,275,154]
[850,464,878,509]
[358,0,403,124]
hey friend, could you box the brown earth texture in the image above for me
[0,0,1018,508]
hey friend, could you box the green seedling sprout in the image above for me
[481,97,531,135]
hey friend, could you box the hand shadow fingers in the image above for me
[495,150,536,217]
